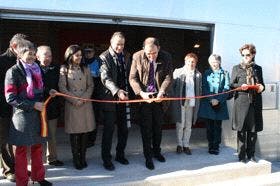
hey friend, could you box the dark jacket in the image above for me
[198,68,230,121]
[129,50,173,96]
[99,47,133,111]
[40,63,60,120]
[5,61,46,146]
[171,67,202,124]
[0,49,16,118]
[230,64,265,132]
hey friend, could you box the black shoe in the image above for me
[248,156,257,162]
[212,149,219,155]
[4,173,15,182]
[48,160,64,166]
[37,179,52,186]
[183,147,192,155]
[145,159,155,170]
[176,146,183,154]
[208,149,214,154]
[239,158,246,163]
[115,156,129,165]
[103,161,115,171]
[154,153,166,162]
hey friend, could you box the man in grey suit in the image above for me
[172,53,202,155]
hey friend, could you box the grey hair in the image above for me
[110,32,125,44]
[208,54,221,63]
[9,33,28,47]
[17,40,36,57]
[37,45,51,55]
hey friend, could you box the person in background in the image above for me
[59,44,95,170]
[129,37,172,170]
[230,44,265,163]
[83,44,103,148]
[172,53,202,155]
[36,45,64,166]
[99,32,132,171]
[0,33,27,183]
[198,54,230,155]
[5,39,52,186]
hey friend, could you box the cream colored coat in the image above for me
[59,64,95,134]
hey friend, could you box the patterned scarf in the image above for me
[21,60,44,98]
[241,60,255,102]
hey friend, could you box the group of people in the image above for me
[0,32,265,185]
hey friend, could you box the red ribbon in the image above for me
[40,85,259,137]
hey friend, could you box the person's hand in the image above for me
[211,99,219,106]
[49,89,58,97]
[241,84,249,90]
[140,91,154,103]
[117,89,128,101]
[256,83,264,93]
[75,100,84,106]
[34,102,44,111]
[155,91,165,103]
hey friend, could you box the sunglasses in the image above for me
[241,54,252,57]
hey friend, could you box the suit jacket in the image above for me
[129,50,173,96]
[171,67,202,124]
[99,47,132,111]
[230,64,265,132]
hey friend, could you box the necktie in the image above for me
[147,61,156,92]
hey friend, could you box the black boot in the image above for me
[70,134,83,170]
[80,133,88,168]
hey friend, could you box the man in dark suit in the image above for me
[0,33,27,182]
[129,37,173,170]
[99,32,132,171]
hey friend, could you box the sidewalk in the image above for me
[0,125,279,185]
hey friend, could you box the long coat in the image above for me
[198,68,230,121]
[5,61,46,146]
[230,64,265,132]
[171,67,202,124]
[58,64,95,134]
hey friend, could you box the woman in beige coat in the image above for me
[59,44,95,170]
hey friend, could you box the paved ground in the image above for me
[1,126,279,186]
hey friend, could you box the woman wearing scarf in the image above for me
[230,44,265,163]
[5,40,52,186]
[198,54,230,155]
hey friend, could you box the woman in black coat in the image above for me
[230,44,265,163]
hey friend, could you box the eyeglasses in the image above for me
[241,54,252,57]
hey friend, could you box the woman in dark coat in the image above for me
[5,40,52,185]
[198,54,230,155]
[230,44,265,163]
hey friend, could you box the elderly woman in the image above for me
[230,44,264,162]
[59,45,95,169]
[198,54,230,155]
[172,53,202,155]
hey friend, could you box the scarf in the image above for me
[240,60,255,103]
[21,60,44,99]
